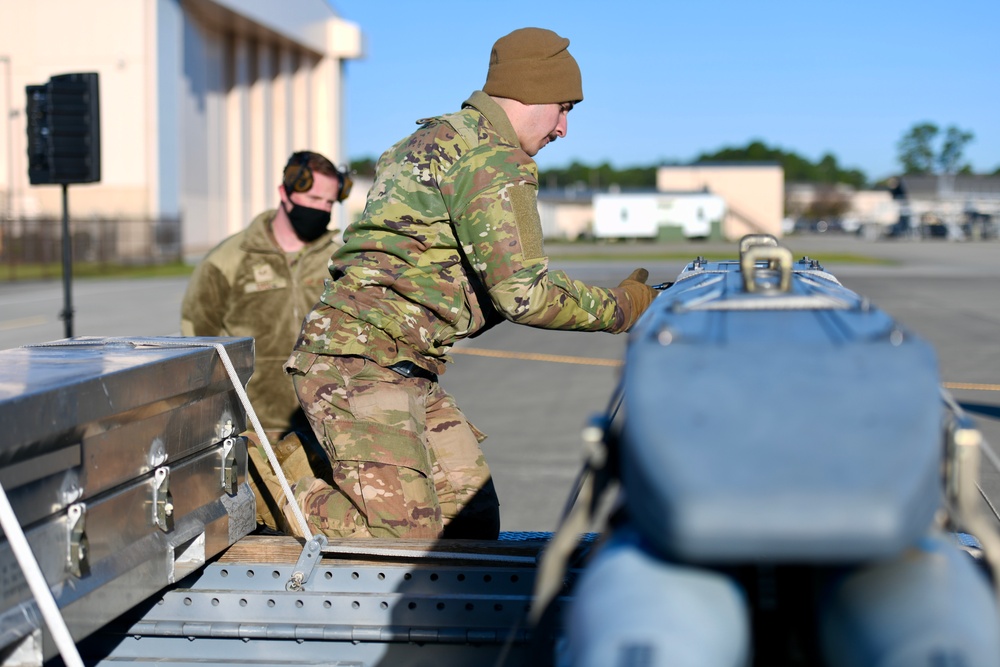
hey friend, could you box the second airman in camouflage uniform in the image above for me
[285,28,658,539]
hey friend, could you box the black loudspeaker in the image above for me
[26,72,101,185]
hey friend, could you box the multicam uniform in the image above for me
[181,210,340,529]
[285,91,640,539]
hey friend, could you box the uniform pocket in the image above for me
[322,418,440,538]
[343,363,424,434]
[323,419,432,478]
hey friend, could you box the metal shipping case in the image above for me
[0,336,256,662]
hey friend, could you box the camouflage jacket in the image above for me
[294,91,632,375]
[182,210,340,433]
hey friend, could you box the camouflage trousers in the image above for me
[286,352,500,539]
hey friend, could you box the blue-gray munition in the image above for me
[565,236,1000,667]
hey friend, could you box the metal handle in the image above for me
[220,436,243,496]
[67,503,89,577]
[153,466,174,532]
[740,245,793,293]
[738,233,778,256]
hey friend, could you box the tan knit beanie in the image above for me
[483,27,583,105]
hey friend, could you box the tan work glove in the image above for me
[618,268,658,331]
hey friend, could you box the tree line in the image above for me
[350,123,995,189]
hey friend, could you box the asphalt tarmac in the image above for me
[1,234,998,532]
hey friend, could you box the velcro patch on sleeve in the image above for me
[509,184,544,260]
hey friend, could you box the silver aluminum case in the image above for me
[0,336,256,659]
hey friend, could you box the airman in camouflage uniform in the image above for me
[182,151,350,532]
[285,28,658,539]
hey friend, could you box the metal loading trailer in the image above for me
[73,534,578,666]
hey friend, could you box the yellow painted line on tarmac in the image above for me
[0,315,46,331]
[453,347,1000,392]
[944,382,1000,392]
[451,346,623,368]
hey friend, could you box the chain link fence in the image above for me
[0,216,182,280]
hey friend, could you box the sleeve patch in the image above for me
[509,184,544,260]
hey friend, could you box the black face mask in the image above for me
[285,202,332,242]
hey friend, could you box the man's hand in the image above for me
[618,268,659,331]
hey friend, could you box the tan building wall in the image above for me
[0,0,361,257]
[538,199,592,241]
[657,164,784,240]
[847,190,898,226]
[0,0,152,221]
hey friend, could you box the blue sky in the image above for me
[328,1,998,183]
